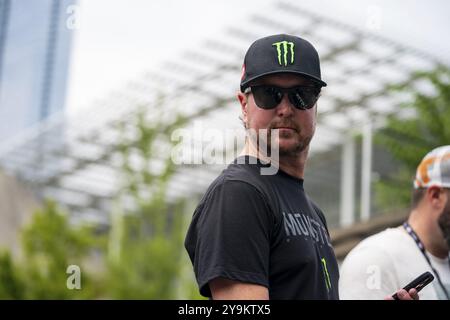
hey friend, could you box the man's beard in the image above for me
[247,118,314,158]
[267,118,313,157]
[276,131,312,157]
[437,196,450,252]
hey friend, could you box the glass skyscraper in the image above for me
[0,0,76,142]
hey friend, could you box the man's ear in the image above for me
[427,186,446,209]
[237,91,248,122]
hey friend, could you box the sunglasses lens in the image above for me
[251,86,282,109]
[250,86,320,110]
[288,87,319,110]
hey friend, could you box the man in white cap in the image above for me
[340,145,450,300]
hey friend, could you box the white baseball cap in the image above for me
[414,145,450,189]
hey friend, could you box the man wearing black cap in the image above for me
[184,34,417,300]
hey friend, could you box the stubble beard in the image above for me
[437,198,450,252]
[247,126,313,159]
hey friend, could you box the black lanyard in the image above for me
[403,222,450,300]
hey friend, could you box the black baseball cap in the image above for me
[240,34,327,92]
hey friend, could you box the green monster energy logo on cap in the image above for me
[272,41,295,66]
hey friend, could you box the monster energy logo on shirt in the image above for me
[321,258,332,292]
[283,212,334,292]
[272,41,295,66]
[282,212,332,247]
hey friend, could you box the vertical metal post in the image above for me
[340,132,355,227]
[361,121,373,221]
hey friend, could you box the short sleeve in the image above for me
[184,179,273,297]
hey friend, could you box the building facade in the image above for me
[0,0,76,142]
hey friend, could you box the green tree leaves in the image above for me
[374,66,450,210]
[0,106,202,299]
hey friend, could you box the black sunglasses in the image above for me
[244,85,321,110]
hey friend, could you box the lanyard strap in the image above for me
[403,222,450,300]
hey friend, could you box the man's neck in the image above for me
[408,210,448,259]
[240,141,307,179]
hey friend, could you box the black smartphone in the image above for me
[392,271,434,299]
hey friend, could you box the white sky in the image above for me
[66,0,450,114]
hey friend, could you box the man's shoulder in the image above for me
[209,159,269,192]
[353,226,408,252]
[200,160,269,202]
[191,161,278,223]
[343,226,417,267]
[224,158,266,181]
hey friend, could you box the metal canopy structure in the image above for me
[0,1,445,226]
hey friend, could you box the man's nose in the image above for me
[275,93,295,117]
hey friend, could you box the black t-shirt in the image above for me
[184,156,339,300]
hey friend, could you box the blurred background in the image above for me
[0,0,449,299]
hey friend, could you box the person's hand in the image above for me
[384,288,419,300]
